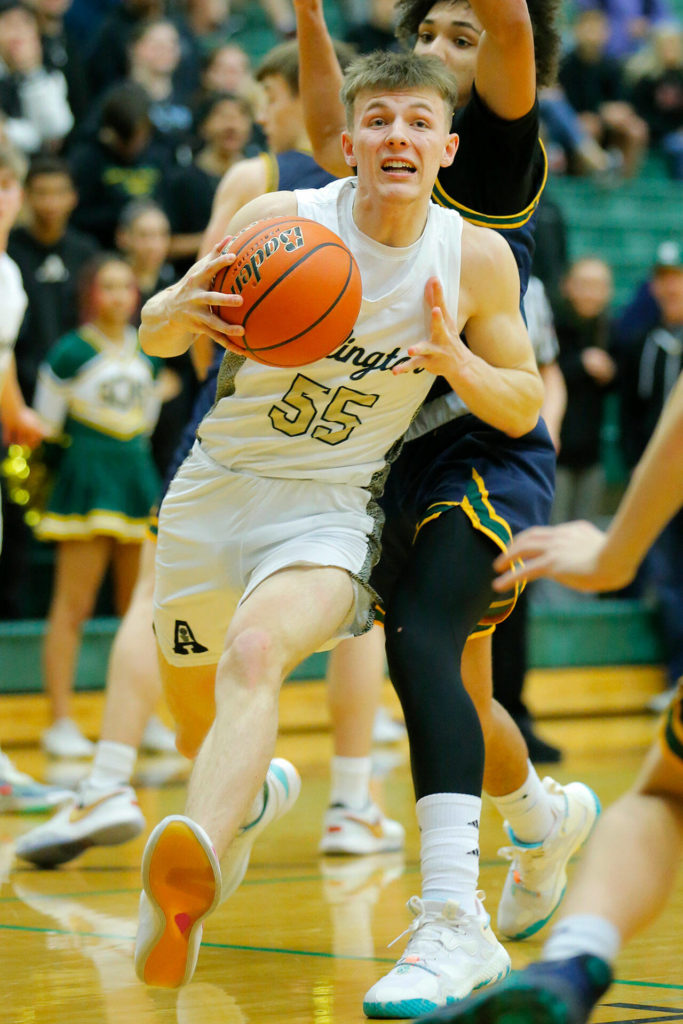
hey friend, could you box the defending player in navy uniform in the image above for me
[295,2,600,1017]
[131,52,544,992]
[418,372,683,1024]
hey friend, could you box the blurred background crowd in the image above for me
[0,0,681,756]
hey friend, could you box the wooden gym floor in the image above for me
[1,678,682,1024]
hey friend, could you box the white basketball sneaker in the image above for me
[319,801,405,856]
[15,784,145,867]
[363,895,511,1018]
[0,751,72,813]
[135,815,222,988]
[219,757,301,899]
[497,778,601,940]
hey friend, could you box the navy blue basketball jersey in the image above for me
[261,149,337,194]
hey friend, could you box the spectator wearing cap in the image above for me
[614,238,683,705]
[614,239,683,346]
[0,0,74,154]
[163,91,254,276]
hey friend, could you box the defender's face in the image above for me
[257,74,302,153]
[413,1,481,107]
[343,89,457,203]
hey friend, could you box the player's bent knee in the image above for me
[219,627,282,692]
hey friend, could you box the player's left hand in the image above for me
[393,278,470,377]
[2,406,48,449]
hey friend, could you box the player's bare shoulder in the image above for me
[459,219,521,318]
[228,190,299,235]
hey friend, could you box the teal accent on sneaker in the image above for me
[270,761,289,794]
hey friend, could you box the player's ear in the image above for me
[441,132,459,168]
[341,130,357,168]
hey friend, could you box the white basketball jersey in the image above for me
[199,178,463,487]
[0,253,28,397]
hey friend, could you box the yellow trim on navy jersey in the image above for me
[260,151,279,194]
[660,682,683,766]
[431,140,548,230]
[413,468,527,632]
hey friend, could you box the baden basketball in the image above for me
[212,216,362,367]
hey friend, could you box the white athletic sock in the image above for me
[417,793,481,915]
[543,914,622,966]
[87,741,137,791]
[329,755,372,811]
[490,761,555,844]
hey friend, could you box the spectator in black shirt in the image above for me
[553,256,617,524]
[8,155,98,402]
[559,8,648,177]
[84,0,165,98]
[68,81,166,247]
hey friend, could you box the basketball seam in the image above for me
[242,243,356,354]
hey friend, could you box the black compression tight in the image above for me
[383,511,496,800]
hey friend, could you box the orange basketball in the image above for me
[212,216,362,367]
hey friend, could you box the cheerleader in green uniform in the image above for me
[34,254,163,758]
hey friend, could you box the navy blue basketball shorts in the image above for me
[372,413,556,637]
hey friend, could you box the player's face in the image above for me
[413,1,481,106]
[344,89,457,203]
[91,261,139,325]
[0,168,23,235]
[257,74,303,153]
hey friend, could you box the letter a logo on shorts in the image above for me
[173,620,208,655]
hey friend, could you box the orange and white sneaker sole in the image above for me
[135,815,221,988]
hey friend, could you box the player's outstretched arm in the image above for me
[493,372,683,593]
[396,226,543,437]
[294,0,350,177]
[471,0,536,119]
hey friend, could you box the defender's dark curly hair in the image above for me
[394,0,562,88]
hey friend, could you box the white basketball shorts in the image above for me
[153,443,382,666]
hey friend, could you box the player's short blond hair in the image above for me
[340,51,458,127]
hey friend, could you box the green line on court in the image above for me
[2,921,683,992]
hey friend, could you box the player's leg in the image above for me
[15,537,168,867]
[42,536,112,758]
[415,706,683,1024]
[322,627,406,855]
[364,512,511,1018]
[460,603,600,944]
[136,563,355,988]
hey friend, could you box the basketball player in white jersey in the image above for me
[0,141,72,813]
[133,51,543,992]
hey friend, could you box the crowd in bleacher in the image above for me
[0,0,681,739]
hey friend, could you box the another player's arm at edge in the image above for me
[139,190,297,360]
[493,372,683,592]
[397,223,543,438]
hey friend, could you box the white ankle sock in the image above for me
[543,914,621,965]
[417,793,481,915]
[329,755,372,810]
[490,761,554,844]
[87,741,136,790]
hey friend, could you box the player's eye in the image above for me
[454,36,474,48]
[417,30,434,43]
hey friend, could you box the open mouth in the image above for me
[381,159,417,175]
